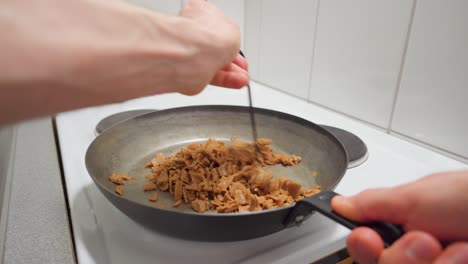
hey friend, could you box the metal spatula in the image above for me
[239,50,261,161]
[239,51,257,142]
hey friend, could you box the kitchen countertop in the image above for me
[0,118,75,264]
[54,81,467,264]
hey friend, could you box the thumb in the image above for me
[379,231,442,264]
[331,187,413,224]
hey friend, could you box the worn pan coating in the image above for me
[85,105,350,241]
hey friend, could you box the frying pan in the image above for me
[85,105,403,243]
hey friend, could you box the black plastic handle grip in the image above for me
[284,191,405,246]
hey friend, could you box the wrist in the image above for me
[153,15,238,94]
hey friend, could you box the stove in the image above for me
[56,82,467,264]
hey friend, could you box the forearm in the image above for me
[0,0,237,126]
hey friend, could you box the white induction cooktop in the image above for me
[56,82,467,264]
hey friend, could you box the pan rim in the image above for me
[84,105,349,217]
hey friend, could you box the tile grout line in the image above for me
[387,0,418,133]
[251,79,387,131]
[252,78,468,164]
[307,0,321,102]
[391,131,468,164]
[0,126,17,264]
[243,0,246,50]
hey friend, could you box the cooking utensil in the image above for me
[238,51,257,140]
[85,105,403,243]
[239,50,260,163]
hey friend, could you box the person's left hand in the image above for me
[331,170,468,264]
[346,229,468,264]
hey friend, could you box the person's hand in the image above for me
[209,53,249,91]
[0,0,248,125]
[331,170,468,264]
[179,0,249,93]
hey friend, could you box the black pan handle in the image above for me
[284,191,404,246]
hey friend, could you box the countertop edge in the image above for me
[1,118,75,264]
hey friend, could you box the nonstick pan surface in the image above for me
[85,105,402,242]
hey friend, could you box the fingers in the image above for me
[434,243,468,264]
[347,227,384,264]
[331,187,412,224]
[182,59,249,94]
[378,231,442,264]
[349,230,468,264]
[232,53,248,71]
[348,229,457,264]
[210,62,249,88]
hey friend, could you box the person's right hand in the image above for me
[331,170,468,264]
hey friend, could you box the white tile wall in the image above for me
[127,0,181,14]
[257,0,319,100]
[391,0,468,159]
[244,0,262,77]
[309,0,414,128]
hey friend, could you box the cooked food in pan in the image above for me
[143,138,321,213]
[108,172,135,196]
[109,172,135,185]
[148,192,158,202]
